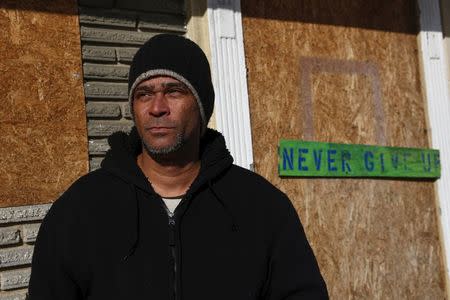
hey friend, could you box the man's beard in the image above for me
[141,132,185,156]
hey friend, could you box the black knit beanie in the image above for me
[128,34,215,134]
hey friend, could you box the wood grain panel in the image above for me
[242,0,445,298]
[0,0,88,207]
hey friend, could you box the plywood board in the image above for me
[242,0,446,298]
[0,0,88,207]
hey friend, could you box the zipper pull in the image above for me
[168,217,175,246]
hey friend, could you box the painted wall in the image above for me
[186,0,216,129]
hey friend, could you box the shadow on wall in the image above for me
[2,0,446,34]
[441,0,450,37]
[0,0,185,15]
[241,0,445,34]
[0,0,78,15]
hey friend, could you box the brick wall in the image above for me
[0,2,186,299]
[0,204,50,299]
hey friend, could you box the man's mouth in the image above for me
[146,126,175,133]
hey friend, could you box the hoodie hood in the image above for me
[100,126,234,195]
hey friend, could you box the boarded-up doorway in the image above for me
[241,1,446,298]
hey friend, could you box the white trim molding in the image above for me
[207,0,254,170]
[418,0,450,289]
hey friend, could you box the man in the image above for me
[28,34,328,299]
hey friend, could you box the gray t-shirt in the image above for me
[162,196,183,216]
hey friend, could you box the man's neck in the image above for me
[137,149,201,198]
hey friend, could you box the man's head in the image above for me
[128,34,214,144]
[128,34,214,157]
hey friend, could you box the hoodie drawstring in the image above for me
[123,180,238,262]
[207,180,239,232]
[123,184,140,261]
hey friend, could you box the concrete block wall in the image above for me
[78,3,187,171]
[0,3,186,299]
[0,204,50,299]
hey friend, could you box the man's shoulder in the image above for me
[225,164,283,190]
[53,168,124,207]
[62,168,112,194]
[221,164,289,204]
[46,168,131,222]
[216,165,297,224]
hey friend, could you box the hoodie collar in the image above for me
[100,126,233,195]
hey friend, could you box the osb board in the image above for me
[0,0,88,207]
[242,1,445,299]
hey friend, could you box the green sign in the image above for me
[279,140,440,178]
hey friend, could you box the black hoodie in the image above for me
[28,127,328,300]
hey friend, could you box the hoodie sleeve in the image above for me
[27,192,84,300]
[263,195,328,300]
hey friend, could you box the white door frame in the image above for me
[418,0,450,292]
[207,0,254,170]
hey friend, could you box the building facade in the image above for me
[0,0,449,298]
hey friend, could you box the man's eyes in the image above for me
[166,87,189,96]
[135,92,153,100]
[135,88,188,99]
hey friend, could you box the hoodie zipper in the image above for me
[162,194,191,300]
[168,214,177,300]
[163,197,183,300]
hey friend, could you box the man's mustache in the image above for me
[144,119,178,128]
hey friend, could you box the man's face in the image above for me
[132,76,201,156]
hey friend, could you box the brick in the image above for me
[83,63,129,80]
[89,139,110,155]
[88,120,133,137]
[0,268,31,291]
[82,46,116,62]
[138,22,185,33]
[122,103,132,119]
[90,157,104,171]
[0,228,20,246]
[0,247,33,269]
[0,290,27,300]
[138,13,185,32]
[116,47,138,63]
[84,82,128,99]
[22,224,40,244]
[81,27,156,45]
[0,204,50,224]
[79,7,136,28]
[86,102,121,118]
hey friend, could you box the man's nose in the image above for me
[149,92,169,117]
